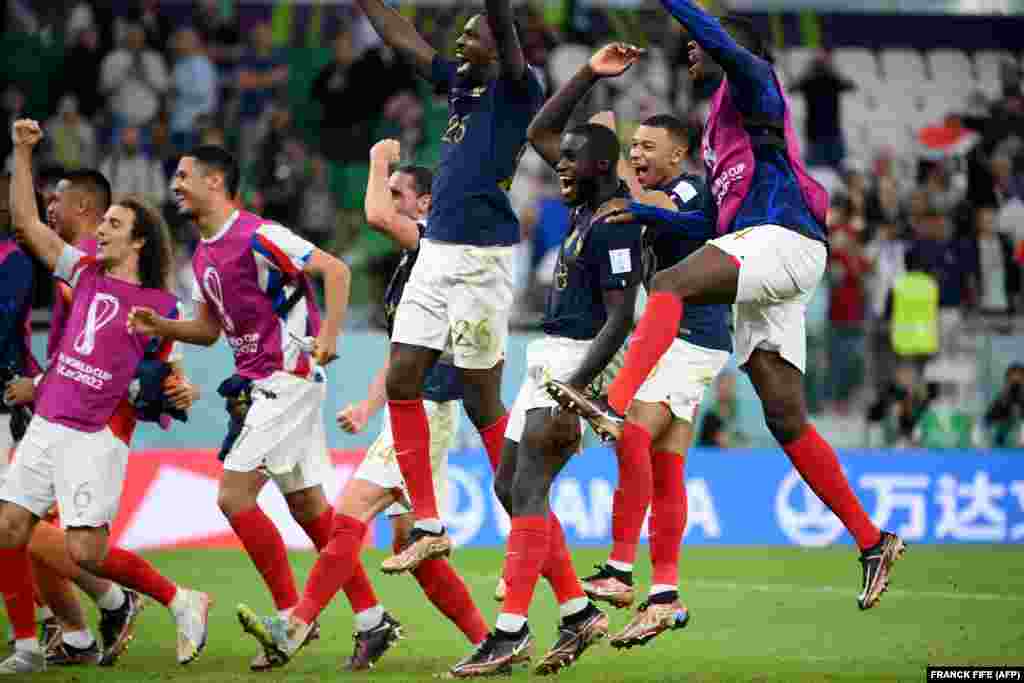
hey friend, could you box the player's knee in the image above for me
[385,361,422,401]
[65,533,106,575]
[217,487,255,520]
[763,403,805,445]
[0,506,31,548]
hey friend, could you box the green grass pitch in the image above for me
[5,545,1024,682]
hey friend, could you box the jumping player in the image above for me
[354,0,545,571]
[446,43,646,678]
[0,120,210,674]
[549,3,904,610]
[235,138,489,671]
[129,145,350,671]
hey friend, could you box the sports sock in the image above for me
[354,605,384,632]
[94,583,125,611]
[610,421,653,567]
[0,546,36,640]
[298,507,335,552]
[541,514,585,604]
[62,629,94,648]
[650,450,686,589]
[501,516,549,619]
[99,549,178,607]
[229,506,298,611]
[782,425,882,550]
[293,514,367,625]
[412,558,489,645]
[607,293,683,415]
[477,413,509,473]
[388,399,440,523]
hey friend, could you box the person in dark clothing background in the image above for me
[790,51,856,169]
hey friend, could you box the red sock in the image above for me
[0,546,36,639]
[99,547,178,607]
[610,422,653,566]
[389,399,439,521]
[608,293,683,415]
[783,425,881,550]
[293,514,366,624]
[229,507,299,610]
[541,514,585,603]
[502,516,549,617]
[477,413,509,473]
[650,451,686,588]
[413,558,489,645]
[299,507,335,552]
[342,562,378,614]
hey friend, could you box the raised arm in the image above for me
[355,0,436,78]
[365,139,420,251]
[10,120,64,271]
[528,43,643,169]
[484,0,526,82]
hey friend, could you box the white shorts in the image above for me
[635,338,731,422]
[0,414,13,476]
[354,400,459,517]
[0,416,128,528]
[707,225,827,373]
[505,336,624,443]
[224,371,331,495]
[391,239,515,370]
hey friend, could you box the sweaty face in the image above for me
[630,126,685,190]
[454,15,497,75]
[556,133,603,207]
[95,205,142,267]
[48,180,77,241]
[389,171,424,221]
[171,157,205,219]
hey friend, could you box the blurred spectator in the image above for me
[298,156,338,248]
[98,126,166,209]
[192,0,242,67]
[119,0,174,60]
[0,87,26,169]
[965,204,1020,317]
[921,159,965,216]
[866,176,904,238]
[312,26,418,163]
[43,95,97,171]
[867,363,935,447]
[169,28,218,153]
[100,22,169,131]
[992,153,1024,205]
[520,5,559,95]
[62,26,104,122]
[913,383,976,448]
[889,252,940,363]
[235,22,289,168]
[984,362,1024,448]
[199,124,226,147]
[253,102,305,226]
[790,51,856,169]
[827,199,870,413]
[864,218,907,371]
[697,372,746,447]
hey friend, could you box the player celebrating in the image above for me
[354,0,545,571]
[0,120,210,674]
[446,43,646,679]
[129,145,350,671]
[549,3,904,610]
[236,138,489,671]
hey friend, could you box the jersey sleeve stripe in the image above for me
[252,233,302,278]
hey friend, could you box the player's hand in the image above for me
[312,331,338,366]
[337,401,371,434]
[592,197,633,223]
[3,377,36,406]
[370,139,401,165]
[127,306,165,336]
[589,43,645,78]
[165,375,199,411]
[11,119,43,149]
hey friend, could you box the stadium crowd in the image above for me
[1,0,1023,448]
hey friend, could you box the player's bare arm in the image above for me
[484,0,526,82]
[355,0,436,78]
[566,284,638,391]
[9,119,65,271]
[527,43,644,168]
[365,139,419,251]
[303,249,351,366]
[338,362,388,434]
[128,300,222,346]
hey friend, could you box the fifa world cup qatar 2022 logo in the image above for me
[73,293,120,356]
[203,266,236,333]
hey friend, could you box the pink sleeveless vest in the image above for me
[702,74,829,235]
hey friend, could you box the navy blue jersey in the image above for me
[0,243,35,377]
[383,221,462,403]
[661,0,827,244]
[543,188,645,340]
[426,57,546,247]
[647,175,732,352]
